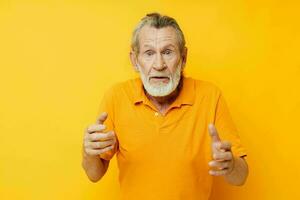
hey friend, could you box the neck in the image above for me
[144,76,183,113]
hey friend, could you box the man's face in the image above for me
[132,25,186,97]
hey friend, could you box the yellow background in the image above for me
[0,0,299,199]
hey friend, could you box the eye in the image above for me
[163,49,172,55]
[145,50,154,56]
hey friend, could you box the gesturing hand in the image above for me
[208,123,235,176]
[83,112,117,156]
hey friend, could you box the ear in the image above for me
[181,47,188,70]
[130,50,139,72]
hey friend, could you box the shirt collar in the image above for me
[132,75,195,107]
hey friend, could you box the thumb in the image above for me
[208,123,221,143]
[96,112,108,124]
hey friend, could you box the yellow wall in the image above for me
[0,1,299,199]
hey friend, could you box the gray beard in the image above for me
[137,63,182,97]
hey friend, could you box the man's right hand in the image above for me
[83,112,117,156]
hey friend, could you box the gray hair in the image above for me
[131,12,186,55]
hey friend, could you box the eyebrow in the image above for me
[162,44,176,49]
[142,44,176,49]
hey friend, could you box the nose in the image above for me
[152,53,167,71]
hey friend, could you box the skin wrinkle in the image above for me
[138,27,181,74]
[130,25,186,113]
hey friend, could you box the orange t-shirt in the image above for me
[97,76,247,200]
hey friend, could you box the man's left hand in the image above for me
[208,123,235,176]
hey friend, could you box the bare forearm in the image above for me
[81,148,109,182]
[224,156,248,186]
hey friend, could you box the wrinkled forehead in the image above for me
[138,25,179,49]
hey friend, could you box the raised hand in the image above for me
[208,123,235,176]
[83,112,117,156]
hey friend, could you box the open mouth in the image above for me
[150,76,168,79]
[149,76,170,83]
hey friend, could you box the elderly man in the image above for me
[82,13,248,200]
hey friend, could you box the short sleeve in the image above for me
[96,86,119,160]
[214,91,247,158]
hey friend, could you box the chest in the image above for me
[113,102,213,167]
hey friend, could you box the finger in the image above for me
[219,141,231,151]
[212,142,222,152]
[87,139,115,149]
[88,131,115,141]
[209,168,230,176]
[96,112,108,124]
[208,160,230,170]
[86,124,106,134]
[85,145,114,156]
[208,123,221,143]
[212,151,232,161]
